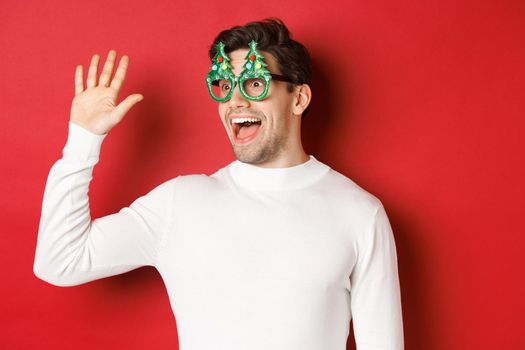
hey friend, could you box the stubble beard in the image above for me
[232,129,287,165]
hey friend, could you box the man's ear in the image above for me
[292,84,312,116]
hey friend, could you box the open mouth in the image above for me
[231,117,262,144]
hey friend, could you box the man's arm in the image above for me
[33,50,171,286]
[350,203,404,349]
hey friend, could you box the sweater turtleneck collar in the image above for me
[227,155,330,191]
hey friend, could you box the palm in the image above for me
[70,50,143,135]
[71,86,117,131]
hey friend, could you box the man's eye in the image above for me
[252,79,263,87]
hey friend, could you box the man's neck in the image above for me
[252,150,310,168]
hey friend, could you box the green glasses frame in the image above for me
[205,40,293,102]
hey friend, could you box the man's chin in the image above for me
[233,147,265,165]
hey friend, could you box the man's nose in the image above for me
[228,83,250,108]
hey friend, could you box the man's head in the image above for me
[207,18,312,167]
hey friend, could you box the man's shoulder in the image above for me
[320,166,383,213]
[170,172,219,189]
[158,162,233,192]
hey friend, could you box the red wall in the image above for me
[1,0,524,349]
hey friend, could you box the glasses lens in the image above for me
[210,79,232,100]
[242,78,267,98]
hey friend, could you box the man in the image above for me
[34,18,404,350]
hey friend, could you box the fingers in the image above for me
[112,94,144,122]
[99,50,117,87]
[74,65,84,95]
[80,50,133,95]
[86,54,100,88]
[110,55,129,92]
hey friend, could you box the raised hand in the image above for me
[70,50,143,135]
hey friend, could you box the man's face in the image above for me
[217,48,296,165]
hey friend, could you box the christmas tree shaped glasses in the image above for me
[205,40,292,102]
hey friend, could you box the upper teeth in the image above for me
[231,117,261,124]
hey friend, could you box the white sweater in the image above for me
[34,122,404,350]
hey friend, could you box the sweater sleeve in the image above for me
[33,122,173,287]
[350,204,404,349]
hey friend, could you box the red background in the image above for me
[1,0,524,349]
